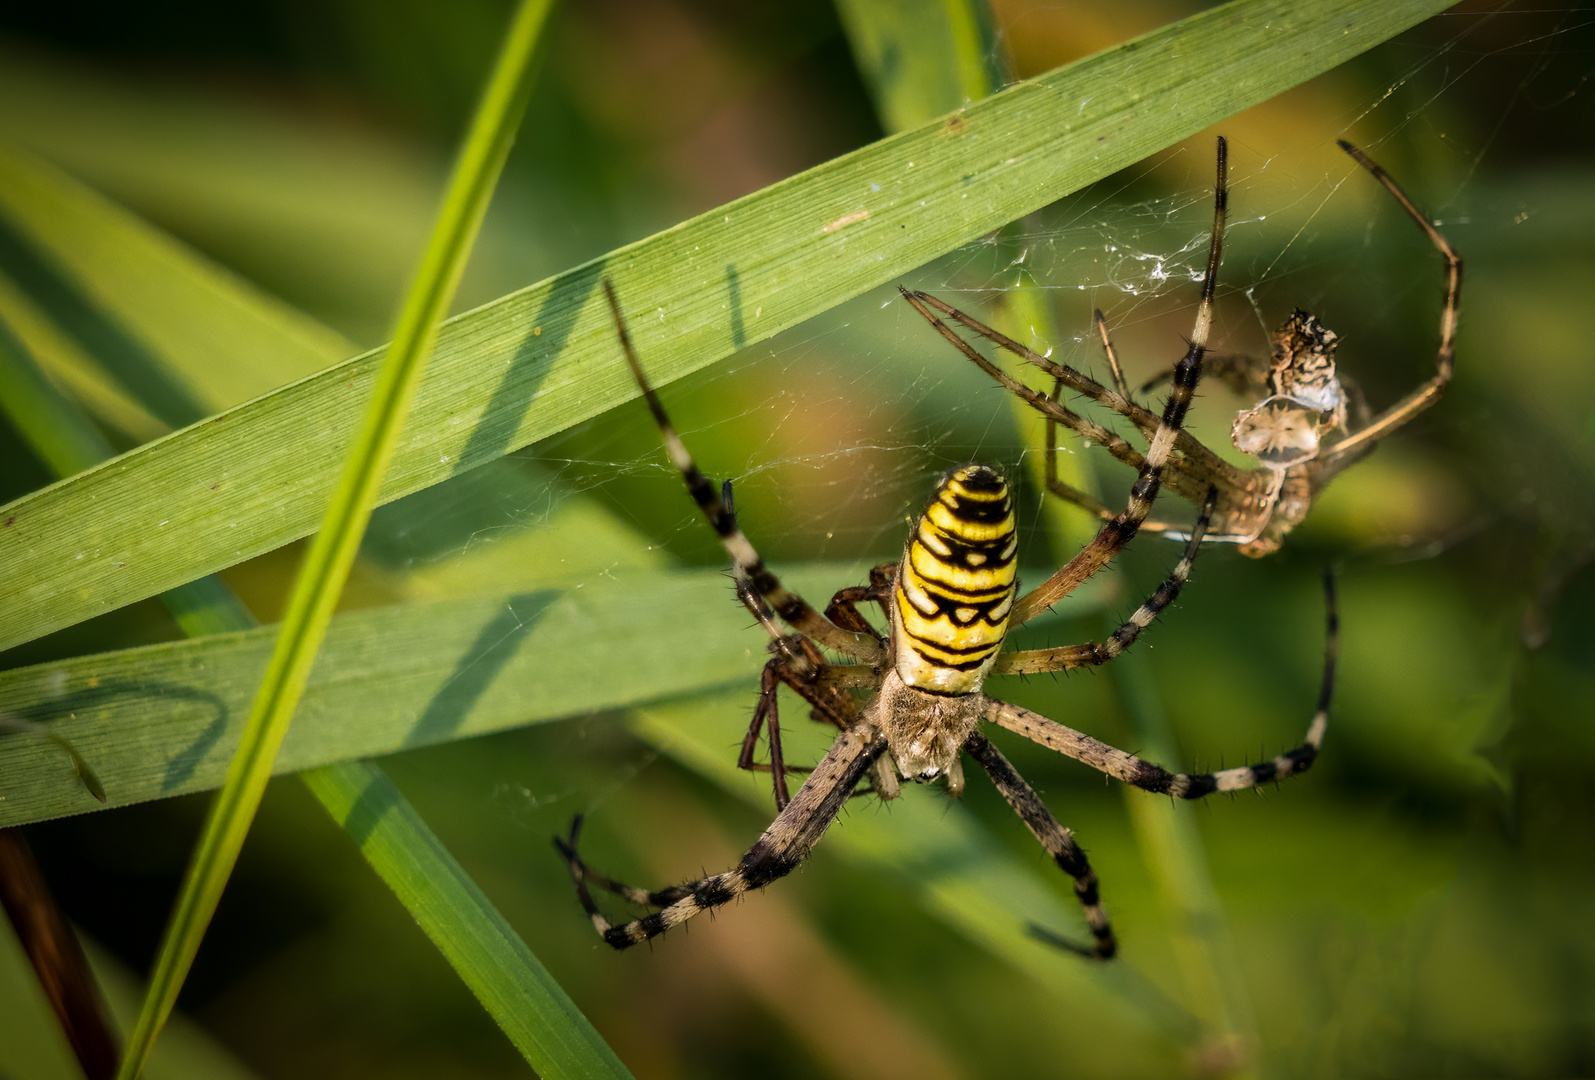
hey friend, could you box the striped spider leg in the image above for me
[721,477,894,810]
[559,138,1333,957]
[906,139,1461,557]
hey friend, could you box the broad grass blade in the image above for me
[0,0,1456,653]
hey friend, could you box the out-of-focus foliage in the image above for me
[0,2,1591,1079]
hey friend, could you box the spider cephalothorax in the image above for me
[905,139,1460,558]
[558,139,1336,959]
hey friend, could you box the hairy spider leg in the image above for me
[993,486,1217,674]
[1321,139,1462,459]
[905,290,1248,501]
[1073,140,1458,553]
[603,279,884,665]
[1094,307,1133,401]
[1007,135,1229,626]
[899,290,1221,511]
[719,479,867,810]
[963,731,1116,958]
[557,729,888,949]
[989,570,1338,796]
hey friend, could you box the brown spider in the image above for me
[903,139,1461,556]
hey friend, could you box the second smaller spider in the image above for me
[904,139,1461,556]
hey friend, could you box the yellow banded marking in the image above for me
[894,465,1019,691]
[939,487,1008,510]
[945,470,1008,496]
[916,525,953,557]
[924,501,1014,542]
[907,543,1014,599]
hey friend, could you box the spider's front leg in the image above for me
[606,281,883,665]
[556,726,888,949]
[738,631,864,810]
[1322,139,1462,460]
[823,562,895,638]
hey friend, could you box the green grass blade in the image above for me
[0,171,629,1080]
[302,761,631,1080]
[0,0,1454,653]
[0,563,836,826]
[0,140,350,431]
[0,309,116,477]
[116,4,556,1076]
[0,561,1100,828]
[833,0,1000,132]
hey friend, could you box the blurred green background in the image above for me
[1,1,1593,1078]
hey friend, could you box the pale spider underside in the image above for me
[557,139,1336,959]
[903,139,1461,557]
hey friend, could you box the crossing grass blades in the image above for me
[902,139,1461,556]
[557,139,1337,958]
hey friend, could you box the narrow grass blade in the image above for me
[0,140,351,417]
[834,0,1000,132]
[0,310,117,476]
[0,0,1456,652]
[303,762,631,1080]
[116,4,558,1076]
[0,162,629,1080]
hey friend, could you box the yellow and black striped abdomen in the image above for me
[892,465,1018,694]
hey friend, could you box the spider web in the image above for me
[363,1,1595,816]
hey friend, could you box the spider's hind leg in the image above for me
[988,570,1340,798]
[823,562,895,639]
[963,732,1115,959]
[556,729,888,949]
[556,815,698,920]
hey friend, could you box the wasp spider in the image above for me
[904,139,1461,556]
[558,138,1336,957]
